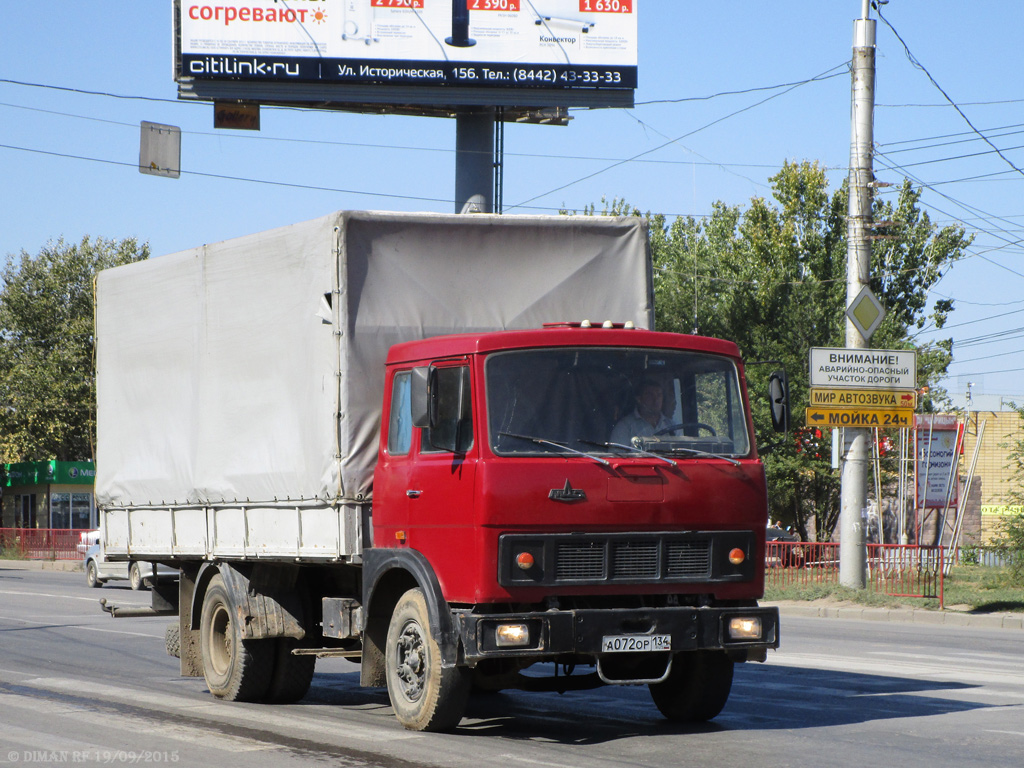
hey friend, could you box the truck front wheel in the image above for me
[385,588,470,732]
[648,650,734,722]
[199,573,273,702]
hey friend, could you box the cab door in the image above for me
[372,369,416,546]
[406,362,478,600]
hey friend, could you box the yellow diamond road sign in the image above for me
[810,388,917,410]
[846,286,886,340]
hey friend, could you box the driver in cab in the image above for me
[610,378,674,445]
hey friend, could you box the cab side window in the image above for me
[388,371,413,455]
[422,366,473,454]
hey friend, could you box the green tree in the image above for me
[649,162,972,540]
[0,236,149,462]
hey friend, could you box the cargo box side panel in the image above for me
[336,211,653,501]
[96,250,203,512]
[97,214,342,513]
[192,215,341,505]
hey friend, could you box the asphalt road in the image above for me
[1,566,1022,768]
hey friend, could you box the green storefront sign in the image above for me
[4,461,96,487]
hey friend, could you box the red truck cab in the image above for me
[362,324,780,729]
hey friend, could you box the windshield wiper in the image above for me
[578,438,676,467]
[499,432,612,467]
[637,439,742,467]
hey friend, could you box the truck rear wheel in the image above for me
[165,622,181,658]
[199,573,273,702]
[263,637,316,704]
[648,650,734,722]
[385,588,469,732]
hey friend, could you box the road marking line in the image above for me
[0,615,160,638]
[0,588,150,606]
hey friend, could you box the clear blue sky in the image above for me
[2,1,1022,402]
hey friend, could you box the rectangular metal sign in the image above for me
[809,388,917,410]
[915,420,960,509]
[808,347,917,390]
[175,0,637,97]
[805,407,914,429]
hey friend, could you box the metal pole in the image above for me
[840,5,876,589]
[454,108,495,213]
[872,427,884,546]
[946,420,985,575]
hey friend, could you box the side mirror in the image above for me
[411,366,432,428]
[768,369,790,434]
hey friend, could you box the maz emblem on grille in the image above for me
[549,479,586,503]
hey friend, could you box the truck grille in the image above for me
[666,541,711,576]
[500,532,736,587]
[556,542,607,580]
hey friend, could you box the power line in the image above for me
[0,98,827,170]
[506,61,850,212]
[873,154,1024,277]
[878,97,1024,109]
[877,7,1024,182]
[634,69,849,106]
[0,142,458,208]
[878,121,1024,150]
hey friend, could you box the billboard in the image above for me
[174,0,637,111]
[914,415,961,510]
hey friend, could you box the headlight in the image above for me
[495,623,531,647]
[727,616,762,641]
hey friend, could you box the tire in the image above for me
[649,650,734,723]
[129,562,145,591]
[263,637,316,704]
[165,622,181,659]
[86,560,102,589]
[385,588,470,732]
[199,573,273,702]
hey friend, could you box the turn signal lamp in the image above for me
[495,623,531,647]
[728,548,746,565]
[515,552,535,570]
[728,617,762,641]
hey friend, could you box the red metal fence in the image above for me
[0,528,952,607]
[0,528,87,560]
[766,541,945,608]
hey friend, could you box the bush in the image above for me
[994,513,1024,585]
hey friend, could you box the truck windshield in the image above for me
[486,347,751,458]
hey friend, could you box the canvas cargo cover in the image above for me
[95,210,652,510]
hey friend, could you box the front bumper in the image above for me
[455,604,779,664]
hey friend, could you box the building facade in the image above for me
[2,461,97,530]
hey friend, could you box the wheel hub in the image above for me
[395,623,426,701]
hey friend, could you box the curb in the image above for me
[766,601,1024,631]
[0,559,83,573]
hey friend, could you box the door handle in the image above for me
[406,490,422,499]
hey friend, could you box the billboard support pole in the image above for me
[455,108,496,213]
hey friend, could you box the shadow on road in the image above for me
[305,659,992,743]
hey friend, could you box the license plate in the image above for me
[601,634,671,653]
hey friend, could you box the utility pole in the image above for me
[839,0,876,588]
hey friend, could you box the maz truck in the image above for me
[95,210,786,732]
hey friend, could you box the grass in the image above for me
[765,565,1024,612]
